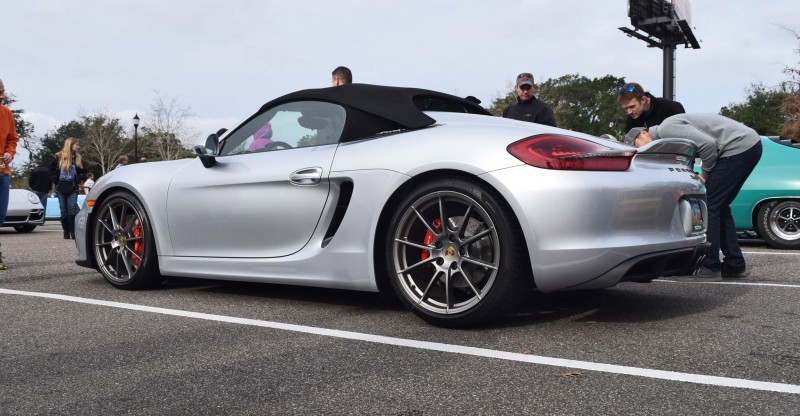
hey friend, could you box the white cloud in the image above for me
[186,116,246,145]
[21,112,61,137]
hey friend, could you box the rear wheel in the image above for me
[13,225,36,233]
[92,192,163,289]
[385,178,528,327]
[756,200,800,249]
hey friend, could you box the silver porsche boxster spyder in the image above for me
[75,84,708,327]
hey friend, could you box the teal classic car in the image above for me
[729,137,800,249]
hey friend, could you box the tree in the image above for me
[142,92,197,161]
[0,90,35,167]
[136,129,194,161]
[486,74,627,138]
[79,111,126,174]
[780,27,800,139]
[538,74,627,137]
[720,83,790,136]
[486,83,516,117]
[782,93,800,139]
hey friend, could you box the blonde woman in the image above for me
[48,137,87,239]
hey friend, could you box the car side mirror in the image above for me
[194,133,220,168]
[205,133,220,154]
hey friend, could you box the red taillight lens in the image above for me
[507,134,636,171]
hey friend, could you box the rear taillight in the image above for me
[507,134,636,171]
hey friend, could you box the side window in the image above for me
[219,101,346,156]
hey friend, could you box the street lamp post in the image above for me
[133,113,140,164]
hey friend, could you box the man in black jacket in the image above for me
[502,72,557,127]
[28,160,52,217]
[618,82,685,132]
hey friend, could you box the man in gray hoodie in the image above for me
[625,114,763,280]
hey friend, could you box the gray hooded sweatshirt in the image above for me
[648,114,760,175]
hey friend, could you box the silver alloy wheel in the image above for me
[391,190,500,315]
[93,197,146,284]
[769,201,800,241]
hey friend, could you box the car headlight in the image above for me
[27,192,40,204]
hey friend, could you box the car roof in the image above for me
[258,83,491,132]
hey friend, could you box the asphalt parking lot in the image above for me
[2,224,799,415]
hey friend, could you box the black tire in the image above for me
[385,177,528,328]
[92,191,163,289]
[13,225,36,233]
[757,200,800,249]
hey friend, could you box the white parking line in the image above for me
[2,288,799,395]
[656,280,800,288]
[742,251,800,256]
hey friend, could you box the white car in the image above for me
[3,188,45,232]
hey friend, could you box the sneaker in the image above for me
[695,266,722,279]
[722,267,750,279]
[670,266,722,282]
[0,253,6,271]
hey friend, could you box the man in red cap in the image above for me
[501,72,556,127]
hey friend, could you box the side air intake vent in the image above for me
[322,181,354,248]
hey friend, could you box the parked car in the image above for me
[74,84,708,327]
[2,188,45,232]
[45,195,87,220]
[729,137,800,249]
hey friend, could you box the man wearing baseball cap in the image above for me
[626,113,762,281]
[501,72,557,127]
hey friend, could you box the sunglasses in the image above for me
[519,85,533,91]
[517,73,533,79]
[618,85,644,95]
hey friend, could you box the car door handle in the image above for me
[289,167,323,185]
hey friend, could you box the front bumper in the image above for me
[2,208,45,226]
[74,206,92,268]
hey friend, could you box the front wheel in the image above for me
[92,192,163,289]
[14,225,36,233]
[757,200,800,249]
[385,178,528,327]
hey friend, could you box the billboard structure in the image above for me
[619,0,700,100]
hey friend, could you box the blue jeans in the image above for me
[33,190,49,214]
[0,174,9,224]
[703,141,762,272]
[57,191,80,218]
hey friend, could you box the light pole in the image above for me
[133,113,140,164]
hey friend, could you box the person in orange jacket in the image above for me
[0,78,20,270]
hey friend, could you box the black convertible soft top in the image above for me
[259,83,491,132]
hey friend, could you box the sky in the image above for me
[4,0,799,165]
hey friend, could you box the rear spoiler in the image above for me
[633,138,698,167]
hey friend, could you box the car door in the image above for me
[167,101,346,258]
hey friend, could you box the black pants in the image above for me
[703,141,762,272]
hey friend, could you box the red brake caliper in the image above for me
[132,221,144,266]
[421,218,442,261]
